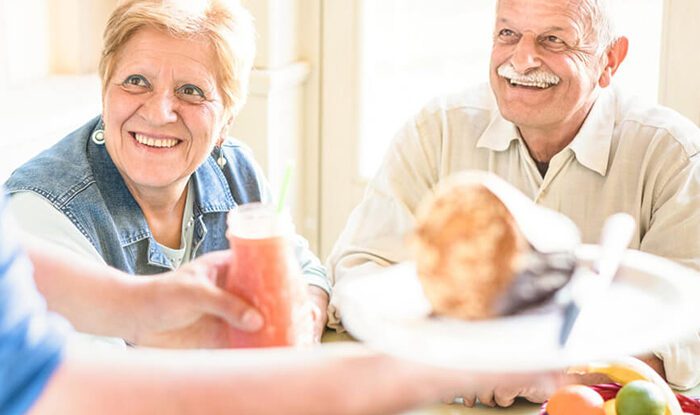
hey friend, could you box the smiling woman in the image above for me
[3,0,331,348]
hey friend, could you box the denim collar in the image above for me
[86,118,237,249]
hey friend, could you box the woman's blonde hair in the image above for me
[99,0,256,118]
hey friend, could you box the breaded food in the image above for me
[411,182,527,320]
[410,172,577,320]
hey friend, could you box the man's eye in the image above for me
[122,74,150,88]
[499,28,515,38]
[496,28,519,44]
[544,35,564,44]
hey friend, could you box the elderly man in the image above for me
[328,0,700,402]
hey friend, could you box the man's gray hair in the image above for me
[495,0,619,52]
[583,0,619,52]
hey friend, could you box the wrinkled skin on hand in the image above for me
[307,285,330,343]
[132,251,263,348]
[442,371,566,408]
[134,251,331,349]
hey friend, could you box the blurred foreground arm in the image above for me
[31,344,484,415]
[21,234,262,347]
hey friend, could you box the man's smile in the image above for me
[497,63,560,90]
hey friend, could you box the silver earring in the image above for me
[91,122,105,145]
[217,147,227,169]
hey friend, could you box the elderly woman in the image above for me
[4,0,329,345]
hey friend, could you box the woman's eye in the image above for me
[122,74,150,88]
[177,84,205,98]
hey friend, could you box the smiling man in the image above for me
[328,0,700,402]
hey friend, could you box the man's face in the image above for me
[489,0,608,133]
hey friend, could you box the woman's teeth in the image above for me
[134,133,178,148]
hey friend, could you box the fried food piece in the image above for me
[411,182,527,320]
[411,174,578,320]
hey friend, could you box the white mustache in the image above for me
[497,63,560,88]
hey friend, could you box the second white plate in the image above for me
[335,246,700,372]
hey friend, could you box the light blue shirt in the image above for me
[0,195,68,415]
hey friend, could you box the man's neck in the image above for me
[517,94,599,163]
[517,125,579,163]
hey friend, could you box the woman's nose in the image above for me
[140,89,178,125]
[510,33,542,74]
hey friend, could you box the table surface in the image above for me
[321,330,700,415]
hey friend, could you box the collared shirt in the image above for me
[327,83,700,389]
[0,195,69,415]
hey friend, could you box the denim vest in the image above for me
[5,116,327,288]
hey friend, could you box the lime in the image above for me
[615,380,666,415]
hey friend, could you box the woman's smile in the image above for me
[130,131,182,149]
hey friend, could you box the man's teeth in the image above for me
[508,79,552,89]
[134,133,178,148]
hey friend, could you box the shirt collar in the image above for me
[476,108,521,151]
[476,88,616,176]
[87,123,151,247]
[567,88,616,176]
[191,154,237,214]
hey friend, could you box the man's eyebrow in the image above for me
[496,18,570,34]
[544,26,568,33]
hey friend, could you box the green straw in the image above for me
[276,162,293,214]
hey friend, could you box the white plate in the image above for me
[335,245,700,372]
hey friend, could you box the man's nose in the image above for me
[510,33,541,73]
[140,89,178,125]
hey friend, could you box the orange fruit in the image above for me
[546,385,605,415]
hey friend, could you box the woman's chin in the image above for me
[122,171,189,192]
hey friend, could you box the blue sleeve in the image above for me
[0,195,69,415]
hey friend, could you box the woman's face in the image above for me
[102,27,227,193]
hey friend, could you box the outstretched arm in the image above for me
[20,233,263,347]
[29,344,490,415]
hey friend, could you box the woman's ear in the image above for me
[599,36,629,88]
[225,115,235,134]
[218,116,234,145]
